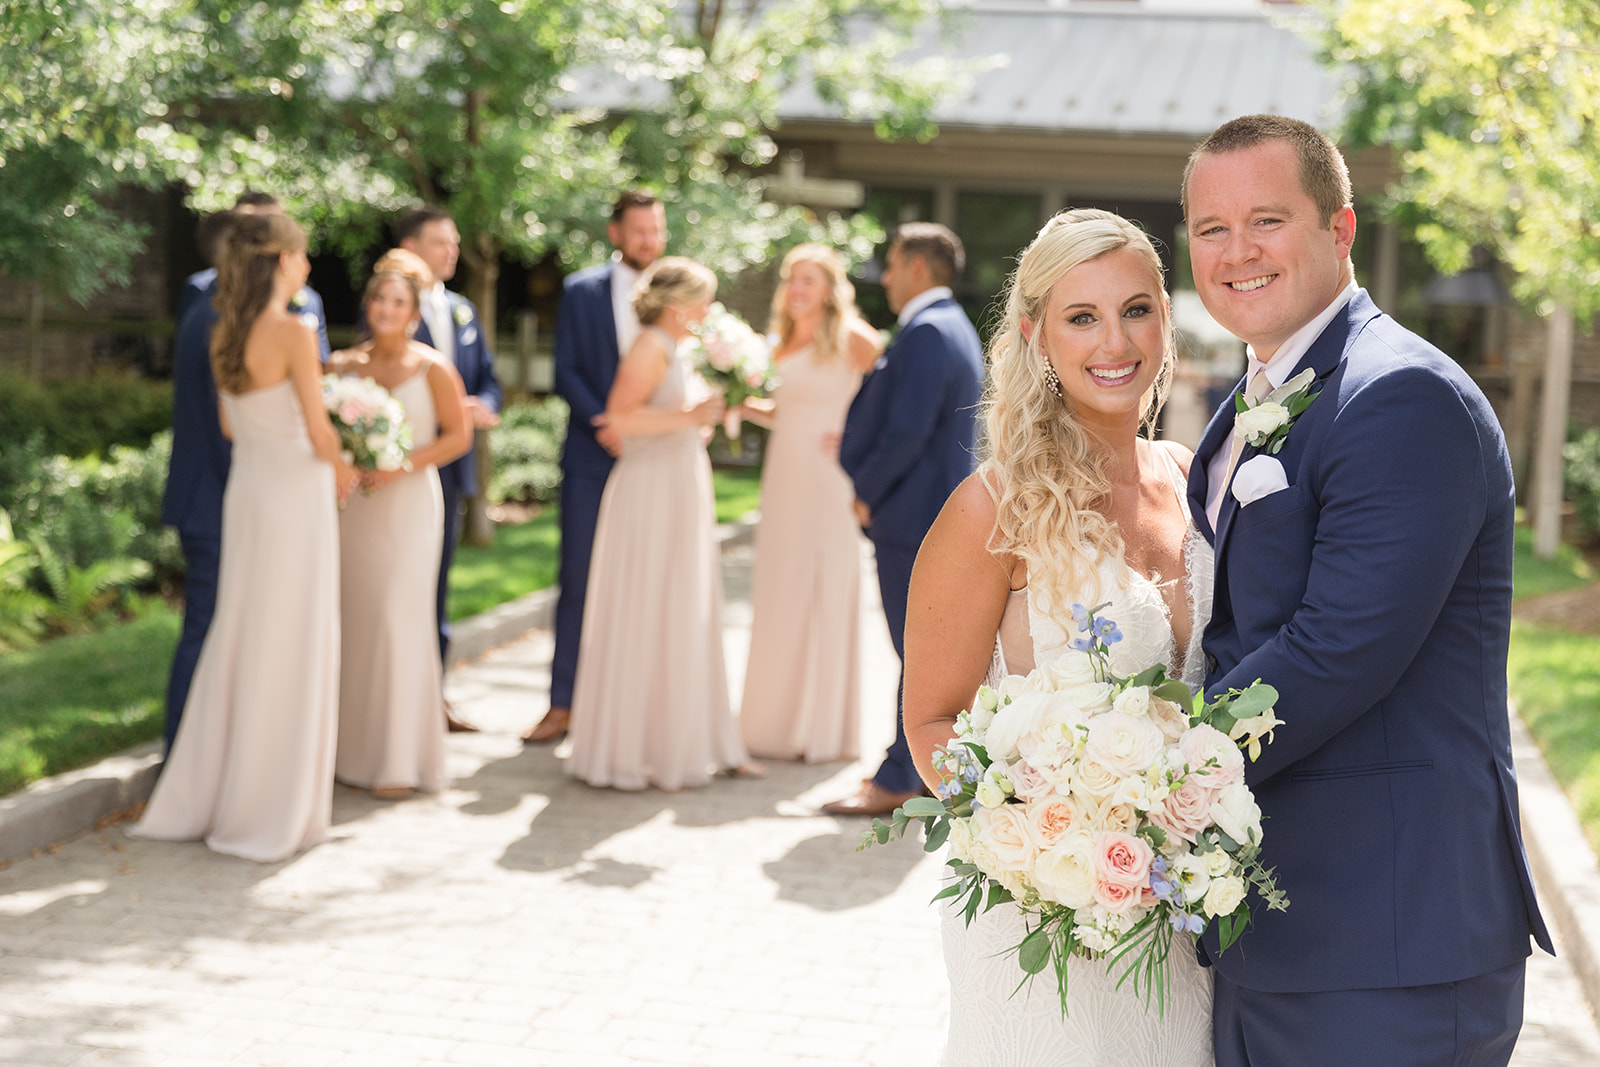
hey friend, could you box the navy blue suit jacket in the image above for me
[415,290,502,498]
[553,264,622,478]
[1189,289,1551,992]
[160,278,330,537]
[841,298,984,549]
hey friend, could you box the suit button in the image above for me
[1205,653,1218,674]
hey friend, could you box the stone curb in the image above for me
[1511,708,1600,1019]
[0,516,760,866]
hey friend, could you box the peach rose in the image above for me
[1093,831,1154,889]
[1027,796,1085,849]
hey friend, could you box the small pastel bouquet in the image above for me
[863,603,1288,1017]
[683,303,774,451]
[320,374,412,473]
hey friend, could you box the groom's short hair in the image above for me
[892,222,964,286]
[395,205,454,245]
[1182,114,1352,227]
[611,190,660,223]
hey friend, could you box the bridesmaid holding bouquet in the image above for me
[329,250,472,799]
[737,245,882,762]
[566,258,759,790]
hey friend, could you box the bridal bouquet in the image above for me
[862,603,1288,1017]
[320,374,412,472]
[683,303,774,452]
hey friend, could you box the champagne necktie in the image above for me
[1223,370,1272,490]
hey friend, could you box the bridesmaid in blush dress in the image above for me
[134,213,358,863]
[566,258,761,791]
[737,245,883,762]
[329,250,472,800]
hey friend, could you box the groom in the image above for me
[1185,115,1550,1065]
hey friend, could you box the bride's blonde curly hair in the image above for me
[981,208,1174,613]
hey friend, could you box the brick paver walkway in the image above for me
[1,539,1596,1065]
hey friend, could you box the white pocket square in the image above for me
[1232,455,1289,506]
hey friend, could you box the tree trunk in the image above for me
[1532,304,1574,560]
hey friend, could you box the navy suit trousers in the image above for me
[550,471,608,710]
[437,482,461,666]
[868,540,921,795]
[1213,960,1525,1067]
[164,532,221,753]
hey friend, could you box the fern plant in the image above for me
[0,510,49,652]
[29,509,153,635]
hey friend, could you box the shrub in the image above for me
[489,395,567,505]
[1566,427,1600,542]
[0,371,172,458]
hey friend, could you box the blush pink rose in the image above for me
[1149,778,1217,844]
[1093,831,1153,888]
[1092,877,1143,914]
[1006,759,1056,801]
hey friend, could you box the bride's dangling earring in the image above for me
[1041,353,1063,399]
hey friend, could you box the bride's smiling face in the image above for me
[1031,247,1166,427]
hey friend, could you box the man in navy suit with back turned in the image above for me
[160,195,330,753]
[822,223,983,817]
[524,190,667,744]
[396,205,503,733]
[1184,115,1550,1065]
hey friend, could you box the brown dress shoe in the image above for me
[522,707,571,744]
[444,699,479,733]
[820,781,927,817]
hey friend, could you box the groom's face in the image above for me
[1184,140,1355,362]
[609,204,667,272]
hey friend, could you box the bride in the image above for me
[904,209,1214,1064]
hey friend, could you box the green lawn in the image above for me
[0,609,179,795]
[1,467,768,796]
[1512,521,1595,599]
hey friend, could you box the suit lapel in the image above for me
[1211,290,1381,564]
[597,265,621,366]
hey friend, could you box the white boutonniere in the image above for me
[453,301,473,328]
[1233,368,1322,455]
[289,287,310,311]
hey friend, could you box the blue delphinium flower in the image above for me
[1071,602,1090,629]
[1070,636,1095,653]
[1094,617,1123,644]
[1168,911,1205,935]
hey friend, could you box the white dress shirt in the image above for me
[609,257,644,358]
[896,285,954,328]
[1204,281,1357,531]
[423,282,455,365]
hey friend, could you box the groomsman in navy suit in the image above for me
[524,191,667,744]
[160,197,330,753]
[823,223,984,817]
[1184,115,1549,1065]
[396,206,503,731]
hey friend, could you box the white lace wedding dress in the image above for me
[939,450,1216,1066]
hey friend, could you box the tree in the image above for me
[1320,0,1600,556]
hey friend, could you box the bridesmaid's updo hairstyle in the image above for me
[361,248,432,337]
[632,257,717,325]
[981,208,1174,613]
[768,244,858,364]
[211,212,308,395]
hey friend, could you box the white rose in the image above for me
[1179,723,1245,787]
[974,779,1007,811]
[1235,401,1290,441]
[1085,713,1165,777]
[975,803,1037,873]
[1202,874,1247,918]
[1090,798,1141,836]
[983,690,1054,761]
[1167,852,1211,906]
[1204,848,1232,876]
[998,670,1046,702]
[1113,686,1153,719]
[994,867,1034,904]
[1031,831,1097,909]
[1040,655,1116,713]
[1071,757,1122,802]
[947,816,976,864]
[1209,781,1263,846]
[1005,758,1056,801]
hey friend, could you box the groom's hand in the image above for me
[853,498,872,528]
[591,413,623,457]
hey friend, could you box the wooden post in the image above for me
[25,281,45,378]
[1532,305,1575,559]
